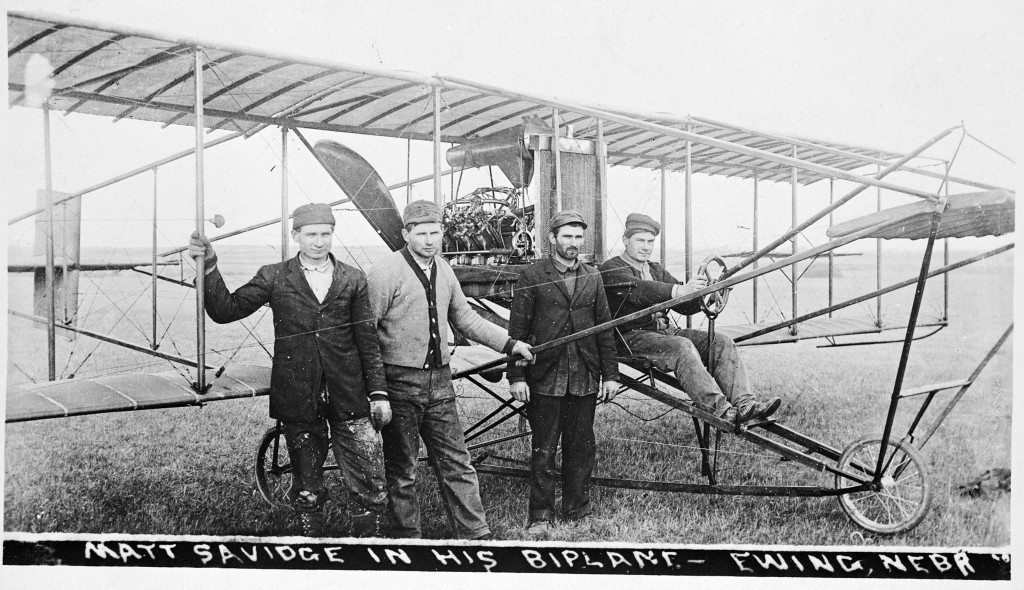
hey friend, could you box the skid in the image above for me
[449,362,874,496]
[473,463,868,497]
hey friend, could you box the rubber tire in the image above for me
[254,424,292,508]
[835,434,932,535]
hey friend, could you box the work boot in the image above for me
[735,397,781,424]
[718,405,738,425]
[349,510,385,538]
[298,511,325,537]
[524,520,552,538]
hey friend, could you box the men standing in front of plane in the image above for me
[189,203,391,537]
[507,210,620,537]
[367,199,534,540]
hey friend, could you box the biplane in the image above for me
[5,10,1015,537]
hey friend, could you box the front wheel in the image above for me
[834,435,932,535]
[254,424,292,508]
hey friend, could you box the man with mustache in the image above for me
[599,212,781,426]
[507,210,620,537]
[367,200,534,540]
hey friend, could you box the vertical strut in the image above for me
[43,101,56,381]
[684,122,693,330]
[151,168,159,347]
[790,145,798,336]
[943,162,950,321]
[660,161,667,265]
[281,126,289,262]
[432,86,442,206]
[193,47,207,393]
[406,138,412,205]
[553,108,562,211]
[752,173,759,323]
[828,178,834,315]
[596,119,608,260]
[875,155,884,328]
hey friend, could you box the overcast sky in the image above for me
[3,0,1021,259]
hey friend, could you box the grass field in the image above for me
[4,242,1013,546]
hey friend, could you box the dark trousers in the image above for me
[282,397,387,517]
[381,364,490,539]
[526,392,597,522]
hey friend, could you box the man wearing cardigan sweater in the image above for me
[188,203,390,538]
[598,213,781,425]
[367,200,533,540]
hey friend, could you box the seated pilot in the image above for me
[598,213,781,425]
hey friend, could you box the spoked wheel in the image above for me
[697,255,730,316]
[254,425,292,508]
[835,435,932,535]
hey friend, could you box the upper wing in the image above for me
[9,10,957,188]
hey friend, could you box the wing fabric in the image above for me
[5,365,270,423]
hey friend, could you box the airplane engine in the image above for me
[446,117,606,266]
[441,186,535,266]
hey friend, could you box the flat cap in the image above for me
[623,212,661,237]
[292,203,336,230]
[403,199,443,226]
[549,210,588,233]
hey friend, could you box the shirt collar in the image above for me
[298,254,333,273]
[619,254,649,275]
[405,246,435,272]
[552,258,580,274]
[415,256,433,274]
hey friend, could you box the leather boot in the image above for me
[735,397,781,424]
[298,511,325,537]
[349,510,385,538]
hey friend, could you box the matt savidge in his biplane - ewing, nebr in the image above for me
[189,203,391,538]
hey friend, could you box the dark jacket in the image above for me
[507,258,619,394]
[203,254,387,423]
[598,255,702,334]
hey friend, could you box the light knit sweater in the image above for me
[367,250,511,368]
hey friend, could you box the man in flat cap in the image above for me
[599,212,781,426]
[507,210,620,536]
[366,199,534,540]
[188,203,390,537]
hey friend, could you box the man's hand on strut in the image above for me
[601,380,620,403]
[369,399,392,431]
[510,381,530,403]
[510,340,534,367]
[188,231,217,270]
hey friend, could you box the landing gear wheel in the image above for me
[254,425,292,508]
[835,435,931,535]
